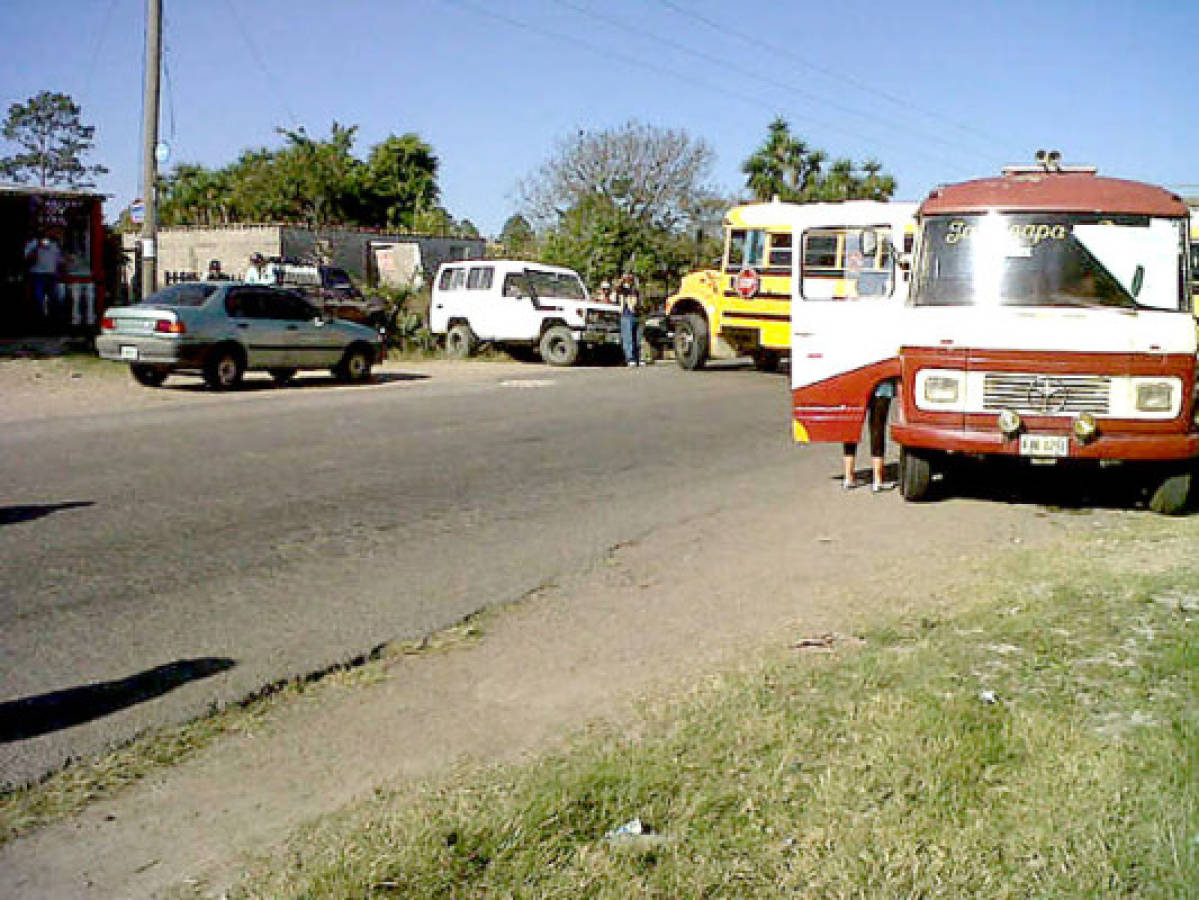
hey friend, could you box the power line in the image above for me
[441,0,972,180]
[549,0,981,173]
[219,0,300,128]
[653,0,1007,151]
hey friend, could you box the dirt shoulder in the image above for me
[0,354,1114,899]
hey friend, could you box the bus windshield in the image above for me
[912,213,1186,311]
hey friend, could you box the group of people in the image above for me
[597,272,644,367]
[203,253,275,284]
[22,231,96,330]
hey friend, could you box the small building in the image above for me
[120,225,485,294]
[0,185,108,336]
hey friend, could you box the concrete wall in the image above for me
[124,226,486,287]
[122,226,284,284]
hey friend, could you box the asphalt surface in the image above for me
[1,360,818,787]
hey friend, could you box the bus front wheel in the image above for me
[900,448,935,502]
[1148,468,1192,516]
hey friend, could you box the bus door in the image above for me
[790,215,913,444]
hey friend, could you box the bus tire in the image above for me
[674,313,709,370]
[900,447,934,502]
[1148,468,1192,516]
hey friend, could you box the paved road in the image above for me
[1,360,821,786]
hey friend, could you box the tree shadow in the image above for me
[0,500,94,527]
[0,657,236,742]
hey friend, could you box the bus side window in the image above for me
[768,232,792,270]
[727,229,748,270]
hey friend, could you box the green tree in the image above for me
[362,134,439,229]
[0,91,108,187]
[157,125,445,232]
[499,214,536,257]
[520,122,719,291]
[741,118,895,203]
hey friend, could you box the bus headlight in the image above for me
[923,374,961,404]
[997,409,1022,436]
[1136,381,1175,412]
[1072,413,1098,443]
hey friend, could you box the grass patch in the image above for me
[0,616,485,844]
[235,522,1197,898]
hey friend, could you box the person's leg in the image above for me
[869,396,893,489]
[620,312,637,366]
[842,442,858,488]
[633,317,643,365]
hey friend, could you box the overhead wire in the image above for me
[652,0,1008,151]
[441,0,978,181]
[550,0,983,173]
[219,0,301,128]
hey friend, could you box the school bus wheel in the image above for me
[673,313,709,371]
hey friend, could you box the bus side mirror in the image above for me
[1131,264,1144,298]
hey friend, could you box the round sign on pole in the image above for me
[735,268,760,299]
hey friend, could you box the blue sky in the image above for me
[1,0,1194,235]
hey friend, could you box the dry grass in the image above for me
[234,519,1198,898]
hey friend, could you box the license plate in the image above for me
[120,345,139,360]
[1019,434,1069,457]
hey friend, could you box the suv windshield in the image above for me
[140,282,220,307]
[912,213,1186,311]
[513,269,586,301]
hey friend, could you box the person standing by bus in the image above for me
[617,272,642,367]
[843,380,897,492]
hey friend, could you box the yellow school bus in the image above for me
[665,200,796,370]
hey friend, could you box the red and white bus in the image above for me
[791,157,1197,513]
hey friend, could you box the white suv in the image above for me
[429,260,620,366]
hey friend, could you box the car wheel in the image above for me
[1148,468,1192,515]
[899,447,935,501]
[269,367,298,386]
[674,313,709,370]
[335,345,373,383]
[130,364,168,387]
[539,325,579,366]
[445,323,477,360]
[203,346,244,390]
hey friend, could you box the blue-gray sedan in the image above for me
[97,282,385,389]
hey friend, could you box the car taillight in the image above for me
[100,316,115,331]
[154,319,186,334]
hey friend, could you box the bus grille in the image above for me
[982,373,1111,415]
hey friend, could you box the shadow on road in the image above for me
[0,657,236,742]
[159,372,430,393]
[0,501,95,527]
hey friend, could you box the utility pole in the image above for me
[139,0,162,300]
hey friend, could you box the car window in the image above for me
[142,282,220,307]
[467,266,494,290]
[503,273,527,297]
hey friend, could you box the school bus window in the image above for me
[768,232,793,269]
[803,232,840,271]
[727,229,748,269]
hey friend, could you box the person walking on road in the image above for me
[617,272,642,367]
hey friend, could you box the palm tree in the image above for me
[742,118,811,202]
